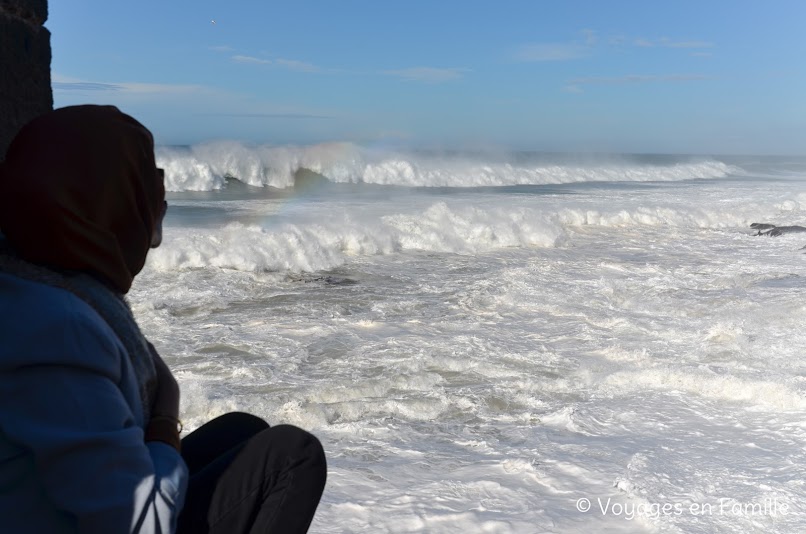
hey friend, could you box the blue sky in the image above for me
[50,1,805,154]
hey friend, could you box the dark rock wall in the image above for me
[0,0,52,159]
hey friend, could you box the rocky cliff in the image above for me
[0,0,52,159]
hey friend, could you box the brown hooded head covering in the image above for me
[0,105,165,293]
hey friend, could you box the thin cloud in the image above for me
[570,73,711,85]
[382,67,468,83]
[659,38,713,49]
[231,55,323,72]
[208,45,234,53]
[581,29,598,46]
[563,84,584,94]
[635,38,714,49]
[275,59,321,73]
[231,55,271,65]
[198,112,332,119]
[119,82,206,94]
[691,51,713,58]
[52,74,331,126]
[53,81,121,91]
[513,43,589,62]
[608,35,627,46]
[52,75,203,95]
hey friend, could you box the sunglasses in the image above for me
[157,168,168,215]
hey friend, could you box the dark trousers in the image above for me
[176,412,326,534]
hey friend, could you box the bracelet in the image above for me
[144,417,182,451]
[150,415,183,433]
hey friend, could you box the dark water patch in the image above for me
[293,168,331,192]
[285,273,359,286]
[197,343,256,357]
[756,274,805,290]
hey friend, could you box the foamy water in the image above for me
[130,147,806,533]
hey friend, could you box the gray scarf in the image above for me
[0,246,157,423]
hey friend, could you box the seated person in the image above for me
[0,105,326,533]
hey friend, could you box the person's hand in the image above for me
[148,343,180,420]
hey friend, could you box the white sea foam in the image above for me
[155,141,741,191]
[149,185,806,274]
[130,156,806,533]
[602,368,806,411]
[147,202,566,272]
[360,158,736,188]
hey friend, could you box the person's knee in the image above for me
[263,425,327,489]
[217,411,270,433]
[269,425,326,462]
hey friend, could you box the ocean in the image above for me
[131,143,806,533]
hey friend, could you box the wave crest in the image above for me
[156,142,741,192]
[147,202,565,272]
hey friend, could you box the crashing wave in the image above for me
[155,141,742,192]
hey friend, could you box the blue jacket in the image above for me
[0,272,188,533]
